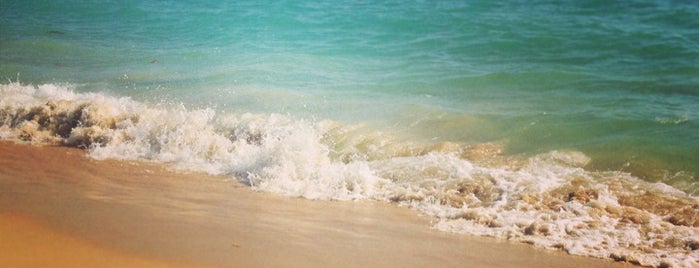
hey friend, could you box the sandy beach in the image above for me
[0,141,629,267]
[3,1,699,267]
[0,212,198,268]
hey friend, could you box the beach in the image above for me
[2,1,698,267]
[0,141,629,267]
[0,212,198,268]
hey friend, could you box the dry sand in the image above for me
[0,142,630,267]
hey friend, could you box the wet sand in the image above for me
[0,142,629,267]
[0,212,198,268]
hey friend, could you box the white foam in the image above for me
[2,82,697,267]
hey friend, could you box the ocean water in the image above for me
[1,1,698,266]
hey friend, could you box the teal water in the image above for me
[2,1,699,265]
[2,1,696,179]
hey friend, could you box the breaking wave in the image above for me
[1,82,697,267]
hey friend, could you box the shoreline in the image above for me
[0,141,629,267]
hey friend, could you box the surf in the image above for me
[2,81,697,267]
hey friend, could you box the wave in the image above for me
[1,82,697,267]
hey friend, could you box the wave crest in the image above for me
[2,82,697,267]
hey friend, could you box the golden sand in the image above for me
[0,142,628,267]
[0,212,198,268]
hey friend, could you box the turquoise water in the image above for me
[2,1,699,266]
[2,1,696,178]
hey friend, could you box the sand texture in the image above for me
[0,142,629,267]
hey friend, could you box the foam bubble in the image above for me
[2,82,697,267]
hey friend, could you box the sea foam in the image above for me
[1,82,697,267]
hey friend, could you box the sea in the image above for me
[1,1,698,266]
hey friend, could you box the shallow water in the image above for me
[1,1,698,266]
